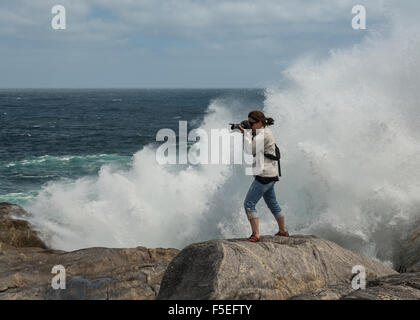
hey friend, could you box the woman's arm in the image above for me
[240,125,264,157]
[243,129,254,155]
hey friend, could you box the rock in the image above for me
[341,272,420,300]
[396,221,420,273]
[2,202,413,300]
[0,203,47,249]
[288,272,420,300]
[287,283,355,300]
[0,202,180,300]
[0,243,180,300]
[0,202,30,218]
[157,235,397,300]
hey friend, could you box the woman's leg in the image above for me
[244,179,267,238]
[275,217,287,234]
[249,217,260,239]
[263,183,287,233]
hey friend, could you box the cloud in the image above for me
[0,0,412,87]
[0,0,388,41]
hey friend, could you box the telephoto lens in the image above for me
[229,120,252,130]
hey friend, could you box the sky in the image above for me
[0,0,402,88]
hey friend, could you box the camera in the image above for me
[229,120,252,131]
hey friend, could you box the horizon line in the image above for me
[0,87,265,90]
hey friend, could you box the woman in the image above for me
[238,110,289,242]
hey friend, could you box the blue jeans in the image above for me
[244,179,283,220]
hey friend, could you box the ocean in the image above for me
[1,19,420,269]
[0,88,264,203]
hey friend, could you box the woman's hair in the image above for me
[248,110,274,127]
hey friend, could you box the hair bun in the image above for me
[266,117,274,126]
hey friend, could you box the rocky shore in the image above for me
[0,202,179,299]
[0,202,419,300]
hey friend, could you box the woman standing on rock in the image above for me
[238,110,288,242]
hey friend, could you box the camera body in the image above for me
[229,120,253,131]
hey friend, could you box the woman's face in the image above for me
[248,117,263,133]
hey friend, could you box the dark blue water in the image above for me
[0,89,265,204]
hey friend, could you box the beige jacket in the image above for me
[243,126,279,177]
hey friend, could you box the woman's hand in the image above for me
[238,124,245,134]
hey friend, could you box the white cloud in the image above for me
[0,0,415,87]
[1,0,388,40]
